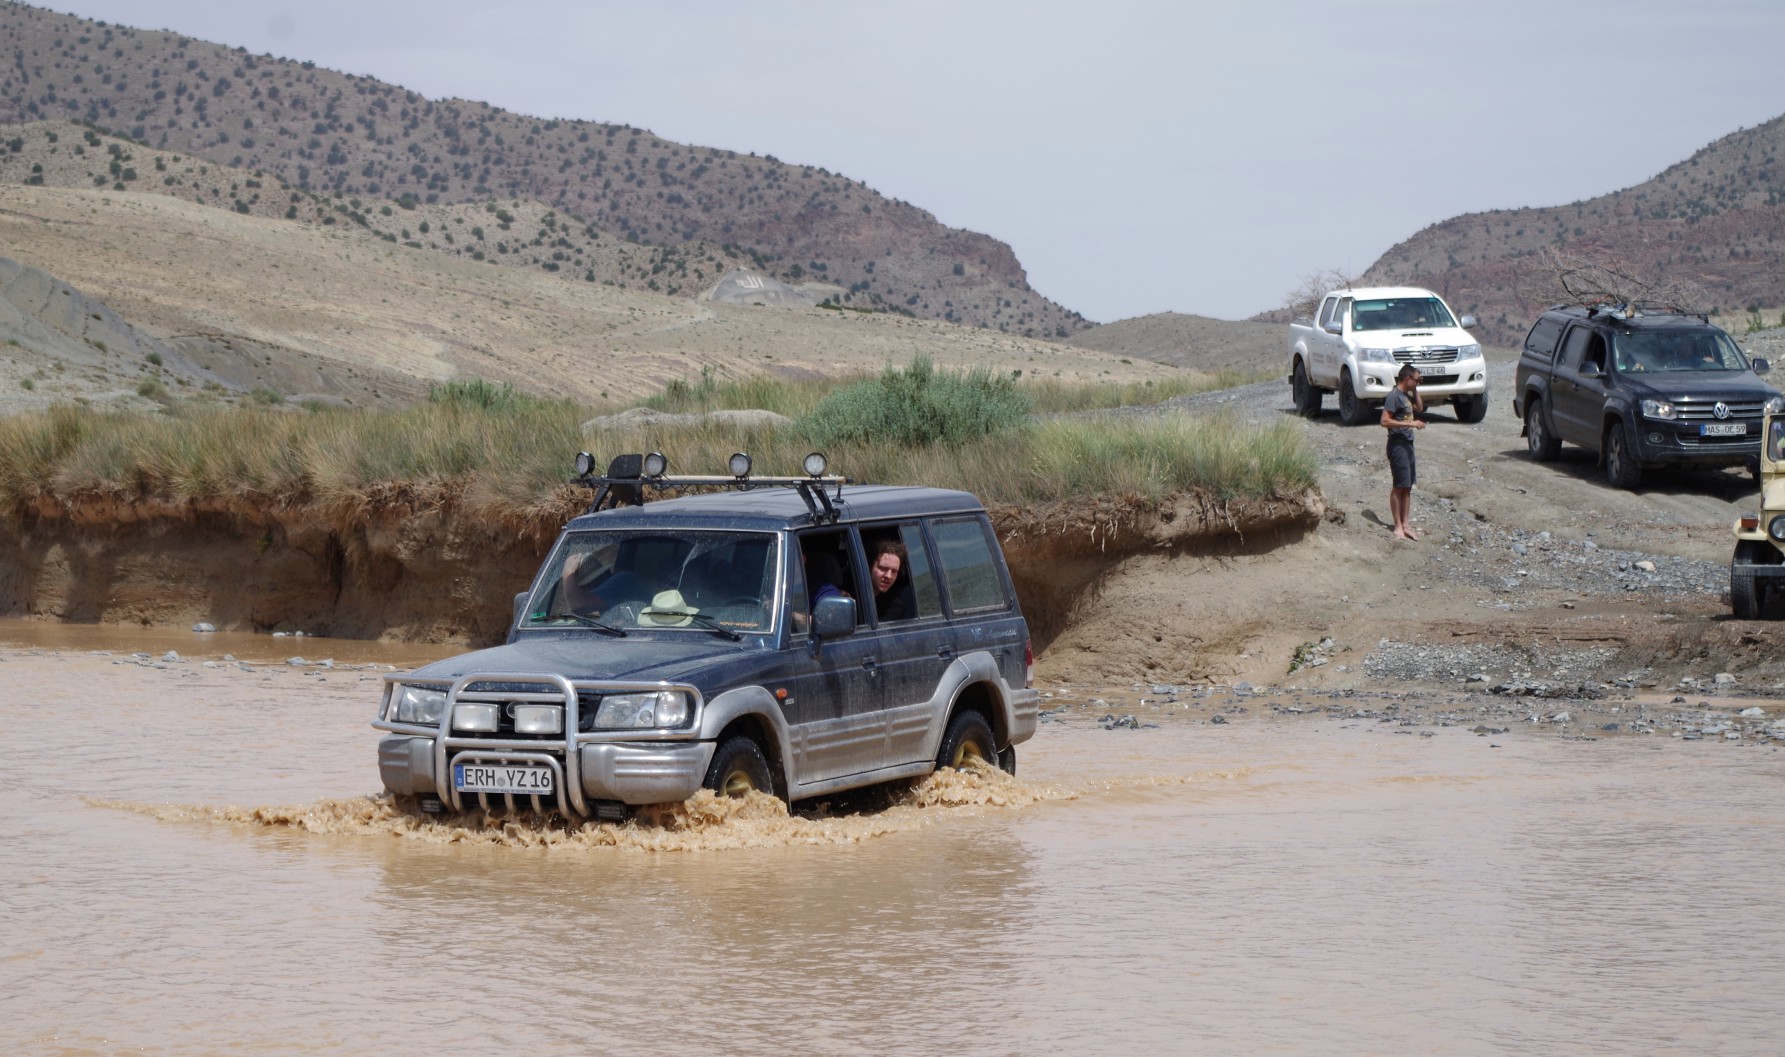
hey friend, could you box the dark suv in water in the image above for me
[1512,304,1783,488]
[373,452,1037,820]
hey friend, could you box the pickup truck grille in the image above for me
[1674,399,1765,422]
[1392,347,1459,366]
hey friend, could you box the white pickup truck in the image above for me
[1287,285,1488,425]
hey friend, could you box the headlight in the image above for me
[592,690,692,729]
[1765,396,1785,415]
[1458,344,1482,359]
[1641,399,1677,420]
[1359,347,1396,364]
[395,685,447,724]
[1770,515,1785,543]
[452,702,499,732]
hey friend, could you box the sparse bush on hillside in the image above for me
[799,355,1031,449]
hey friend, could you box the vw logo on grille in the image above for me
[1714,402,1731,420]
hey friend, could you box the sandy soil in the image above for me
[1039,355,1779,696]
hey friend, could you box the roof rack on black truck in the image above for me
[373,449,1038,821]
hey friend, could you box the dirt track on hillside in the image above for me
[1039,356,1778,698]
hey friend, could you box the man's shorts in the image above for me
[1388,437,1416,489]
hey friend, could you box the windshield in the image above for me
[1613,329,1749,373]
[523,529,779,633]
[1350,297,1456,332]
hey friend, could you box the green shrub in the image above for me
[249,386,283,405]
[137,378,167,399]
[799,355,1031,449]
[425,378,542,412]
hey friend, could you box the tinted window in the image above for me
[1524,317,1564,359]
[1557,326,1594,370]
[898,523,942,619]
[931,517,1006,612]
[1317,296,1338,328]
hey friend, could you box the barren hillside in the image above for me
[1350,114,1785,344]
[0,181,1167,414]
[1063,312,1280,375]
[0,3,1089,337]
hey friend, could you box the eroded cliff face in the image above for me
[0,489,1325,649]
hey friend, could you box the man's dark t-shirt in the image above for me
[1383,388,1417,442]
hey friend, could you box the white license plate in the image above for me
[1701,423,1748,436]
[455,763,555,794]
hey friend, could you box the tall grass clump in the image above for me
[800,355,1031,448]
[1021,368,1278,413]
[427,378,538,412]
[639,365,843,419]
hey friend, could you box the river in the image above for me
[1,634,1781,1056]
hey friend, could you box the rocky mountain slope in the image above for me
[1352,114,1785,344]
[0,2,1088,337]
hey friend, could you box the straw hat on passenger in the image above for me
[640,589,697,627]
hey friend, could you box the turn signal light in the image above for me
[1739,513,1760,532]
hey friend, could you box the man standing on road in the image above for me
[1382,364,1425,541]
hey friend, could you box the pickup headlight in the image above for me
[592,690,692,729]
[395,685,448,724]
[1765,396,1785,415]
[1458,344,1482,359]
[1358,347,1396,364]
[1641,399,1677,420]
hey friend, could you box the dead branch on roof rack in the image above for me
[1515,246,1712,316]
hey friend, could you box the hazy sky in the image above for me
[35,0,1785,321]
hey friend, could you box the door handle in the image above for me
[861,658,879,671]
[937,646,955,659]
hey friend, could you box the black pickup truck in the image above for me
[1512,304,1783,489]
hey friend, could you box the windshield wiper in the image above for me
[683,612,743,641]
[542,613,628,636]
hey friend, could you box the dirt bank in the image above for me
[0,485,1324,648]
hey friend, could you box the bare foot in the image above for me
[1392,529,1409,540]
[1404,528,1420,541]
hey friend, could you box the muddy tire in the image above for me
[1525,398,1561,461]
[1605,424,1642,490]
[1291,360,1322,418]
[936,710,997,771]
[1453,393,1488,424]
[1337,369,1371,426]
[703,735,773,798]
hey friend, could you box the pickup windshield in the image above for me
[1350,297,1456,332]
[523,529,779,633]
[1613,329,1749,373]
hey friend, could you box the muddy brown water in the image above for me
[3,640,1783,1056]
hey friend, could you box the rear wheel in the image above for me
[1731,541,1772,619]
[703,735,772,798]
[1453,393,1488,423]
[1291,360,1323,417]
[936,710,997,771]
[1525,398,1561,461]
[1337,369,1371,426]
[1605,424,1642,489]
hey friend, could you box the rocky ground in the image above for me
[1035,354,1785,743]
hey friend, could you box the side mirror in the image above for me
[1321,320,1342,336]
[1578,362,1603,379]
[1459,314,1478,329]
[811,595,857,640]
[1752,357,1770,374]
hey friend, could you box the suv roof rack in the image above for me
[1566,299,1710,324]
[572,451,852,524]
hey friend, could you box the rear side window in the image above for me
[1317,296,1338,328]
[1557,326,1594,370]
[1524,317,1565,360]
[931,517,1007,613]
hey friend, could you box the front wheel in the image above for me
[1526,398,1561,461]
[936,710,997,771]
[1291,360,1323,417]
[1605,424,1642,490]
[1337,369,1371,426]
[1731,540,1773,619]
[703,735,773,798]
[1453,393,1488,423]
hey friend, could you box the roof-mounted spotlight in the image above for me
[573,451,596,477]
[802,451,828,478]
[728,451,752,478]
[642,451,669,477]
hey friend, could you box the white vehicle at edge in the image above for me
[1287,285,1489,425]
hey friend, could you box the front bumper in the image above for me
[379,734,715,812]
[1631,419,1761,467]
[1353,360,1488,399]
